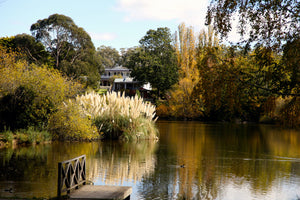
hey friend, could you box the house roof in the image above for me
[104,66,130,71]
[114,77,139,83]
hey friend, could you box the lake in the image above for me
[0,121,300,199]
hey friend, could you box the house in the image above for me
[100,66,152,98]
[100,65,131,87]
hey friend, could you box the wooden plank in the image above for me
[69,185,132,200]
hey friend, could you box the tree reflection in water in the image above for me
[0,122,300,200]
[137,121,300,200]
[0,140,157,199]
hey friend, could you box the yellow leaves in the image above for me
[0,60,81,107]
[168,23,201,118]
[48,101,99,140]
[0,45,22,69]
[0,46,83,130]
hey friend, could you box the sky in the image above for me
[0,0,238,51]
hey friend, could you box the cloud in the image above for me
[89,32,117,41]
[116,0,208,27]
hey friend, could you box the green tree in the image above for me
[124,27,178,98]
[0,34,52,66]
[97,45,121,68]
[30,14,102,86]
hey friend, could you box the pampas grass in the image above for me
[76,91,158,140]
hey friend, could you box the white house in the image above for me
[100,66,151,96]
[100,65,131,87]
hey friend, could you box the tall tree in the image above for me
[168,23,200,118]
[124,27,178,97]
[97,45,121,68]
[30,14,101,86]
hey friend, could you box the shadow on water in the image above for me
[1,121,300,200]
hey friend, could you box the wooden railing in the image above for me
[57,155,86,197]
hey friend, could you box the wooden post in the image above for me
[57,162,62,198]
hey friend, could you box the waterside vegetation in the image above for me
[1,5,300,146]
[0,45,158,144]
[49,91,158,141]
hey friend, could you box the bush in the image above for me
[47,101,99,141]
[76,91,158,140]
[1,129,14,143]
[0,48,82,131]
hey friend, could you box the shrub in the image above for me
[0,48,82,131]
[47,101,99,141]
[2,129,14,143]
[76,91,158,140]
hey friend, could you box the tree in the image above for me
[30,14,102,86]
[97,45,121,68]
[168,23,200,118]
[124,27,178,98]
[0,34,52,66]
[206,0,300,125]
[206,0,300,47]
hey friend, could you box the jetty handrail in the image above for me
[57,155,86,197]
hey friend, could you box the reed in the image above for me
[75,91,158,140]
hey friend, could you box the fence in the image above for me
[57,155,86,197]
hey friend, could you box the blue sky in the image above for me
[0,0,236,51]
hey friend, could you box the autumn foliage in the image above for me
[162,23,300,126]
[0,45,82,131]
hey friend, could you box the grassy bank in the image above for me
[0,127,52,148]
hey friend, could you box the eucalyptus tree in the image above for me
[30,14,101,86]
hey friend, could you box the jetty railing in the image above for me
[57,155,86,197]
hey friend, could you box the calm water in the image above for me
[1,121,300,200]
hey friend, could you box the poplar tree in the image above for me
[169,23,200,118]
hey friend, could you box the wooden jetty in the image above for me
[57,155,132,200]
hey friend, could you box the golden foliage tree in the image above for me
[168,23,200,118]
[0,45,82,130]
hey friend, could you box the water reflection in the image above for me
[93,140,157,184]
[136,121,300,200]
[0,141,157,198]
[0,121,300,200]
